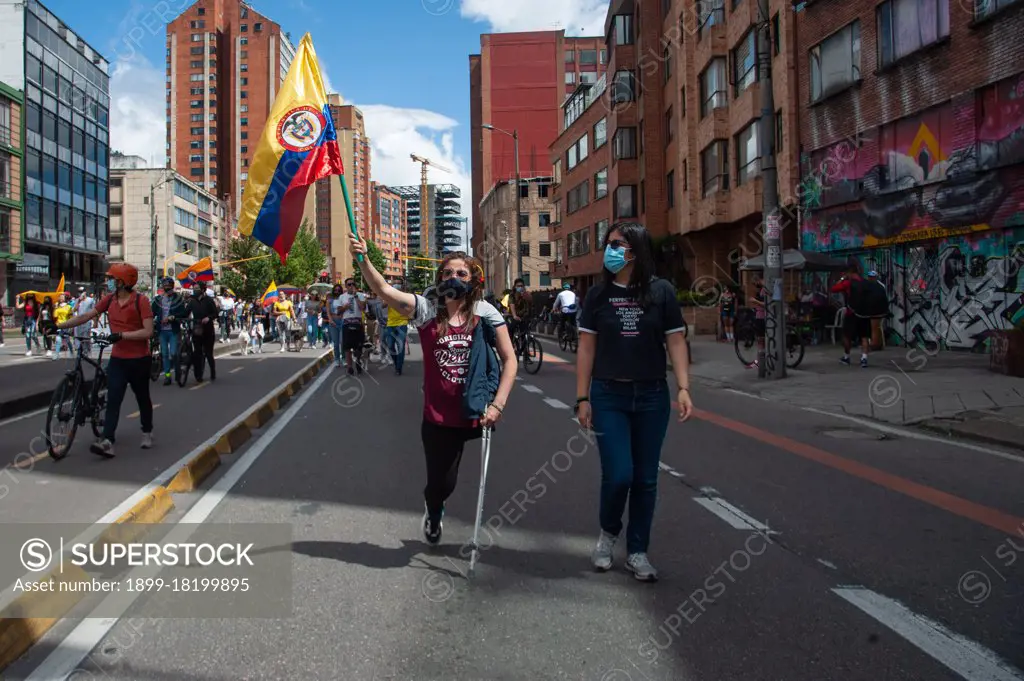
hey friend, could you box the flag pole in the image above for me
[337,175,364,263]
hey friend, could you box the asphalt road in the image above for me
[0,349,326,527]
[7,337,1024,681]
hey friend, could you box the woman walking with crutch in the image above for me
[349,231,518,554]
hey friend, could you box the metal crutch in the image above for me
[467,426,493,578]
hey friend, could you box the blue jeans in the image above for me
[307,317,319,346]
[383,325,407,373]
[159,328,178,376]
[590,378,671,554]
[24,319,37,352]
[328,322,343,362]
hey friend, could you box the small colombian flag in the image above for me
[237,34,344,263]
[261,281,280,308]
[177,257,215,283]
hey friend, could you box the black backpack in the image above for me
[850,279,888,318]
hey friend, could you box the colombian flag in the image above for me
[261,281,279,308]
[177,257,214,283]
[237,34,344,263]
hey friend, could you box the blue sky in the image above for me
[42,0,609,232]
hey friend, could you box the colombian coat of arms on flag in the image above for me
[237,34,344,263]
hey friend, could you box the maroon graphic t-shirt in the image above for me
[411,296,505,428]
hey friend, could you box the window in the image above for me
[520,243,530,256]
[663,47,672,82]
[190,46,203,55]
[580,72,598,84]
[774,109,783,156]
[594,118,607,148]
[567,133,588,170]
[595,168,608,200]
[191,33,202,42]
[977,75,1024,169]
[190,168,203,177]
[975,0,1021,18]
[614,185,637,218]
[567,180,590,213]
[191,126,203,135]
[613,15,635,45]
[241,64,248,72]
[190,154,203,162]
[772,14,781,55]
[241,91,248,99]
[539,183,550,198]
[190,100,202,108]
[667,170,675,208]
[611,70,636,104]
[254,22,263,31]
[190,114,203,122]
[240,38,248,45]
[241,77,248,86]
[240,24,248,32]
[702,140,729,196]
[665,107,674,142]
[190,140,201,149]
[736,123,760,185]
[554,159,562,185]
[539,242,552,257]
[733,31,757,96]
[568,228,591,257]
[810,21,861,102]
[700,59,727,116]
[241,132,248,140]
[595,219,609,245]
[539,213,552,227]
[519,183,530,199]
[241,145,248,154]
[198,7,205,14]
[600,49,608,64]
[613,127,637,159]
[241,105,248,112]
[699,0,724,36]
[565,49,575,63]
[877,0,949,69]
[241,6,248,17]
[190,60,203,68]
[190,20,205,28]
[579,49,597,65]
[565,72,576,85]
[518,213,529,228]
[190,87,204,95]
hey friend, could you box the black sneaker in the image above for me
[840,356,851,366]
[422,504,443,545]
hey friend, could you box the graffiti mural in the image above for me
[800,71,1024,350]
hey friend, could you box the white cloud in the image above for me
[460,0,608,35]
[109,58,165,166]
[354,104,473,249]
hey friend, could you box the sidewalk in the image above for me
[0,332,253,420]
[683,335,1024,449]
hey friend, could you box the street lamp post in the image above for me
[149,170,174,290]
[482,124,522,282]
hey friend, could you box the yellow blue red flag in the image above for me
[237,33,344,263]
[177,257,214,283]
[261,281,279,307]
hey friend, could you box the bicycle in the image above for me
[149,335,162,382]
[733,308,805,369]
[557,313,579,354]
[177,319,195,387]
[45,333,114,460]
[512,322,543,375]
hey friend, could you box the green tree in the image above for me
[405,250,434,293]
[217,219,325,299]
[351,240,387,289]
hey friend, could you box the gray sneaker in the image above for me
[626,553,659,582]
[141,433,153,449]
[591,530,617,571]
[90,438,115,458]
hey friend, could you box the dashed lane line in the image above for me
[521,384,543,394]
[543,397,571,410]
[128,404,162,420]
[693,496,779,535]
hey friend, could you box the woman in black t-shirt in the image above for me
[575,222,694,583]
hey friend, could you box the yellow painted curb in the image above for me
[0,563,92,671]
[167,447,221,493]
[115,486,175,525]
[245,403,274,430]
[214,422,251,456]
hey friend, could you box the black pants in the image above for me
[103,356,153,443]
[193,324,216,380]
[422,420,482,517]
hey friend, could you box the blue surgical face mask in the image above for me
[105,279,117,293]
[603,245,629,274]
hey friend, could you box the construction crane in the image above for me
[410,154,451,260]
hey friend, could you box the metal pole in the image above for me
[150,182,157,290]
[758,0,786,379]
[513,131,523,282]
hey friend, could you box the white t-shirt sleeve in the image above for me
[411,294,436,329]
[474,300,506,327]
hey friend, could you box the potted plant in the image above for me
[990,319,1024,377]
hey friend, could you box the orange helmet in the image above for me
[105,263,139,288]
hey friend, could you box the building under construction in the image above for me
[391,184,464,260]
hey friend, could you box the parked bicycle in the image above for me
[733,308,805,369]
[45,332,114,460]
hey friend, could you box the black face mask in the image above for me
[437,278,471,301]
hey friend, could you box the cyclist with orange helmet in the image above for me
[57,262,155,458]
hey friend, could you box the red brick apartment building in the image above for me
[469,31,607,256]
[550,0,802,318]
[166,0,295,213]
[370,183,408,280]
[795,0,1024,350]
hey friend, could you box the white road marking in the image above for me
[24,361,335,681]
[128,404,162,420]
[817,558,838,570]
[802,407,1024,465]
[694,497,779,534]
[230,366,244,374]
[725,388,767,400]
[658,462,685,478]
[543,397,570,410]
[521,384,543,394]
[700,486,720,496]
[0,406,49,428]
[832,587,1024,681]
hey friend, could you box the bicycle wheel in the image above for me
[46,374,81,460]
[523,336,543,374]
[150,342,162,382]
[734,328,758,366]
[90,373,108,438]
[558,332,568,352]
[569,329,578,354]
[786,332,805,369]
[177,340,193,387]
